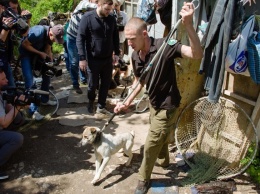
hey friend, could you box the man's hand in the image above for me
[39,52,49,60]
[114,55,119,64]
[114,102,128,113]
[21,10,31,16]
[79,60,88,72]
[15,94,29,110]
[243,0,256,6]
[179,2,194,26]
[2,17,15,29]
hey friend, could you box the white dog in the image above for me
[78,126,135,184]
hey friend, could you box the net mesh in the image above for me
[175,97,258,185]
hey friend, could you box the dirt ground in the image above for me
[0,63,260,194]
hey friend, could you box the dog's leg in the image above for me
[124,141,134,166]
[124,149,133,166]
[95,154,102,176]
[91,157,110,185]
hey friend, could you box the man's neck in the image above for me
[139,37,151,61]
[96,8,104,18]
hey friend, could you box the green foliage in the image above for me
[246,147,260,184]
[242,143,260,184]
[19,0,73,26]
[13,0,73,56]
[52,43,63,54]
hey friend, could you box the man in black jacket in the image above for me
[76,0,120,115]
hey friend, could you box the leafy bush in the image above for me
[241,143,260,184]
[246,147,260,184]
[19,0,74,26]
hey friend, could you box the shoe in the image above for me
[41,100,57,106]
[49,85,54,90]
[73,86,83,94]
[80,80,87,85]
[87,101,94,113]
[135,180,150,194]
[96,107,112,116]
[32,111,44,121]
[155,158,170,169]
[0,172,9,180]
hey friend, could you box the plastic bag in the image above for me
[225,15,255,76]
[247,31,260,84]
[136,0,157,25]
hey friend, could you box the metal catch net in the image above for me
[175,97,258,185]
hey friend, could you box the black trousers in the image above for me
[87,57,113,109]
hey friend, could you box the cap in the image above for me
[51,24,64,44]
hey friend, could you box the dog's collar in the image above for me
[93,131,102,144]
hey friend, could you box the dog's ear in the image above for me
[90,127,97,134]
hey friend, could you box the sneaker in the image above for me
[0,172,9,180]
[96,107,112,116]
[87,101,94,113]
[73,86,83,94]
[32,111,44,121]
[135,180,150,194]
[41,100,57,106]
[80,80,87,85]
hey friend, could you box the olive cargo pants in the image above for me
[138,105,178,181]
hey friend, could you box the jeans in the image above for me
[63,41,70,72]
[87,57,113,109]
[21,56,50,114]
[0,130,23,167]
[67,34,87,87]
[0,58,15,87]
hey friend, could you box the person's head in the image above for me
[90,0,98,4]
[0,68,8,89]
[113,0,121,12]
[96,0,114,18]
[49,24,64,44]
[0,0,19,13]
[124,17,148,51]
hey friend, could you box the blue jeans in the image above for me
[0,58,15,87]
[0,130,23,167]
[21,56,50,114]
[63,41,70,72]
[67,34,87,87]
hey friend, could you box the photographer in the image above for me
[113,0,128,56]
[19,24,64,121]
[112,0,128,86]
[0,0,31,88]
[0,68,26,180]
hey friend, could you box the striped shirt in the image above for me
[67,0,97,38]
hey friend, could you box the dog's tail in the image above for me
[130,130,135,138]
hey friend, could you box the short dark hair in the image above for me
[0,0,18,7]
[0,68,4,73]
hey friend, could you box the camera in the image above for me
[2,81,49,106]
[32,56,62,78]
[113,10,124,31]
[1,7,29,35]
[43,57,63,77]
[114,58,128,71]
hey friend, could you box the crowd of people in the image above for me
[0,0,128,182]
[0,0,257,194]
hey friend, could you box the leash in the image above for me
[101,0,200,132]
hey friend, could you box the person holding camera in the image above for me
[113,0,128,56]
[0,68,26,180]
[0,0,31,88]
[112,0,128,86]
[19,24,64,121]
